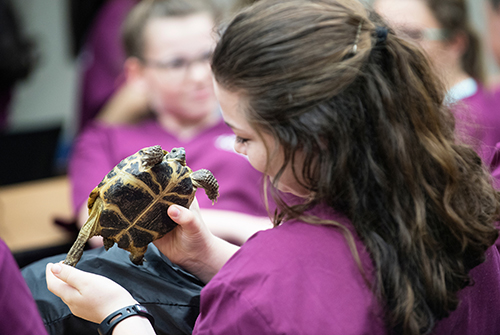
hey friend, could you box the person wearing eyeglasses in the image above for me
[487,0,500,85]
[69,0,272,249]
[374,0,500,162]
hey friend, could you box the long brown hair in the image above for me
[211,0,500,334]
[425,0,485,83]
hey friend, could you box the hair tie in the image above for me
[352,20,363,54]
[375,26,388,45]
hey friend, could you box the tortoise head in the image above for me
[167,147,186,166]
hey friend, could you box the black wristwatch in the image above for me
[98,304,155,335]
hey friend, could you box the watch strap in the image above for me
[98,304,155,335]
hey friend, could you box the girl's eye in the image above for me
[236,136,249,144]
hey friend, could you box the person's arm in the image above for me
[112,315,156,334]
[95,76,150,125]
[199,208,272,245]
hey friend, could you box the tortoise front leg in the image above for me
[141,145,165,169]
[191,169,220,204]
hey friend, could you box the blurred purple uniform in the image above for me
[0,238,48,335]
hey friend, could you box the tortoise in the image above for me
[63,145,219,266]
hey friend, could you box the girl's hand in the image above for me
[154,199,239,283]
[154,199,212,265]
[46,262,137,324]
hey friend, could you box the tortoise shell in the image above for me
[64,145,219,266]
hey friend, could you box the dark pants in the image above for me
[22,244,203,335]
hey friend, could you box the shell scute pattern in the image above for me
[170,172,195,195]
[151,161,174,186]
[134,166,164,194]
[63,146,220,267]
[99,210,128,232]
[163,194,190,207]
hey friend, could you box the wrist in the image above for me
[112,314,156,334]
[188,235,239,283]
[98,304,154,335]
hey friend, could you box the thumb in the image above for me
[168,205,198,230]
[46,262,83,301]
[48,262,87,288]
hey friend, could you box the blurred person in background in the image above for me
[486,0,500,86]
[69,0,272,248]
[0,0,38,131]
[74,0,256,132]
[483,0,500,186]
[74,0,139,133]
[375,0,500,162]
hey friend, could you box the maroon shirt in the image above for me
[0,238,48,335]
[195,205,500,334]
[453,84,500,162]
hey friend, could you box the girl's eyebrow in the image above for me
[225,121,251,136]
[224,121,239,130]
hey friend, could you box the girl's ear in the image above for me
[124,57,145,83]
[446,31,468,58]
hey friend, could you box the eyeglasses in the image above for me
[398,28,450,42]
[140,50,213,81]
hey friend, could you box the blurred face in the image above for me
[214,82,309,197]
[140,13,217,123]
[374,0,457,82]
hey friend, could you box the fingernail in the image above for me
[51,263,62,274]
[169,206,180,218]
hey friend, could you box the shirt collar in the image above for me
[445,77,478,104]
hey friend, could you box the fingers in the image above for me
[46,263,81,302]
[46,263,137,324]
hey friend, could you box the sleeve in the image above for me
[0,239,48,335]
[88,0,132,76]
[193,281,271,335]
[68,123,116,213]
[78,0,135,130]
